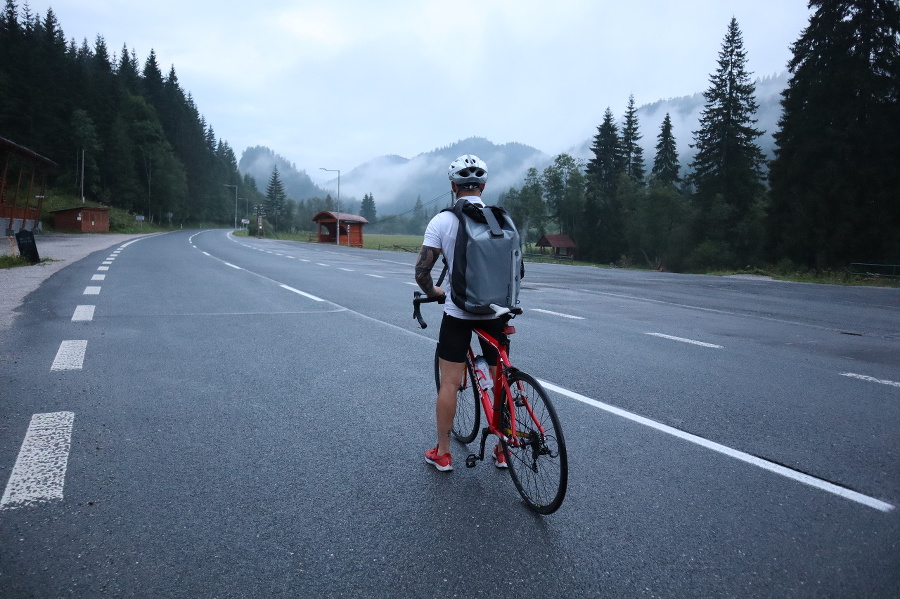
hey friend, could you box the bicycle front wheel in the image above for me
[501,371,568,514]
[434,347,480,444]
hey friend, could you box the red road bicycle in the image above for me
[413,292,568,514]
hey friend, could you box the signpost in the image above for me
[15,229,40,264]
[255,205,266,238]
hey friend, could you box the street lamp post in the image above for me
[224,184,238,229]
[319,168,342,245]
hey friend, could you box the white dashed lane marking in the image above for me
[1,412,76,510]
[841,372,900,388]
[280,285,325,302]
[645,332,723,349]
[83,286,101,295]
[51,340,87,371]
[71,305,95,322]
[532,308,584,320]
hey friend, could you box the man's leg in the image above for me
[436,358,466,456]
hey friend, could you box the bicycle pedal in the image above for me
[465,454,479,468]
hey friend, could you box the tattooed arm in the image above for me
[415,245,444,299]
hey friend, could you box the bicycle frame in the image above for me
[465,323,548,466]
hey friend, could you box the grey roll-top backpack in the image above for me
[441,199,524,315]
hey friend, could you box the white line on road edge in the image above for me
[841,372,900,388]
[1,412,76,510]
[72,305,95,322]
[223,262,242,270]
[532,308,585,320]
[539,379,895,513]
[646,332,723,349]
[280,285,325,302]
[51,340,87,371]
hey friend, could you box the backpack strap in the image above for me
[481,206,505,238]
[436,260,448,287]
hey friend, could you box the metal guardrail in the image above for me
[849,263,900,278]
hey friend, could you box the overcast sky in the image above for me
[28,0,812,182]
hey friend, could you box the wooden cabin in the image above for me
[311,211,368,248]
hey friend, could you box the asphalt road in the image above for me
[1,229,898,597]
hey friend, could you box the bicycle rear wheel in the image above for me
[433,347,480,444]
[500,371,568,514]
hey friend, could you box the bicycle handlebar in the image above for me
[412,292,522,329]
[412,291,444,328]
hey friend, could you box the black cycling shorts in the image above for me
[437,314,508,364]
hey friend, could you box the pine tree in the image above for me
[360,192,376,222]
[621,95,645,183]
[651,113,680,185]
[768,0,900,268]
[586,107,623,199]
[265,166,287,229]
[412,195,427,233]
[688,17,765,265]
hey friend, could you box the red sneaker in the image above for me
[493,444,508,469]
[425,446,453,471]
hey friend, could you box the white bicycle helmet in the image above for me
[448,154,488,187]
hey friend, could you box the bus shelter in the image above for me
[311,211,368,247]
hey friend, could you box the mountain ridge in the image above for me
[239,72,788,214]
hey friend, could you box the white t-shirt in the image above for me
[422,196,495,320]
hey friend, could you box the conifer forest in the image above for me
[2,1,898,272]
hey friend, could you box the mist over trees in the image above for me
[0,2,261,225]
[502,5,899,272]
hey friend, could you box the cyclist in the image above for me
[415,154,509,472]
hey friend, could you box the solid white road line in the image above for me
[51,340,88,371]
[280,285,325,302]
[531,308,585,320]
[646,332,723,349]
[841,372,900,388]
[83,286,101,295]
[72,305,95,322]
[1,412,76,510]
[539,380,894,513]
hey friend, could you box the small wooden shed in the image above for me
[51,207,110,232]
[1,135,56,233]
[536,234,577,259]
[311,211,368,247]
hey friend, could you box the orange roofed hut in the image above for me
[311,211,368,247]
[536,234,577,259]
